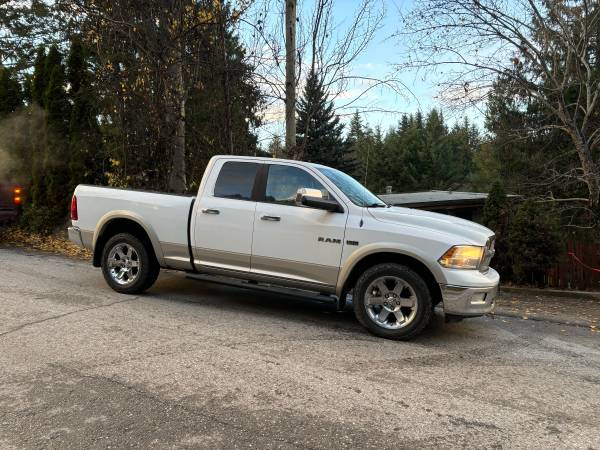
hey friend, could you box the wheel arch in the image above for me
[338,250,443,306]
[93,213,163,267]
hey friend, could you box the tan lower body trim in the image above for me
[161,242,193,270]
[193,247,251,272]
[250,254,339,286]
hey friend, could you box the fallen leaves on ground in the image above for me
[0,226,91,260]
[495,291,600,331]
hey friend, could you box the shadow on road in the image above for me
[142,271,463,342]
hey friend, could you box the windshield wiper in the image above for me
[365,203,388,208]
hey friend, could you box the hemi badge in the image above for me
[346,240,359,246]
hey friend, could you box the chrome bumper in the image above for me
[441,284,497,316]
[68,226,84,247]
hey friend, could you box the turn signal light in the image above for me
[13,187,22,206]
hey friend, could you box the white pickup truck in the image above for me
[69,155,499,339]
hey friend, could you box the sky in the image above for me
[247,0,484,147]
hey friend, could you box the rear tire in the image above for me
[353,263,433,340]
[101,233,159,294]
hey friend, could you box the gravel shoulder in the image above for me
[494,290,600,329]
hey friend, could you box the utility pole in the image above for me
[285,0,296,155]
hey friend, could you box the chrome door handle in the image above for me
[202,208,220,215]
[261,215,280,222]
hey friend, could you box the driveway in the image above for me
[1,248,599,449]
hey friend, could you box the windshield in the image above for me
[317,167,387,208]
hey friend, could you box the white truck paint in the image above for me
[69,155,499,339]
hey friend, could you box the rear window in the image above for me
[213,161,260,201]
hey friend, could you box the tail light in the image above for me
[71,195,78,221]
[13,187,22,206]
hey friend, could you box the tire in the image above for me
[101,233,160,294]
[353,263,433,340]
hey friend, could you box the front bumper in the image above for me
[441,284,498,316]
[68,226,84,247]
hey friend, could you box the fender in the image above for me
[94,210,166,266]
[336,242,448,297]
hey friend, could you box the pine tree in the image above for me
[296,70,347,169]
[344,111,364,178]
[267,135,284,158]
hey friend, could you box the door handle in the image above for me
[202,208,220,215]
[261,215,280,222]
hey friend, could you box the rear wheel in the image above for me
[101,233,159,294]
[353,263,433,340]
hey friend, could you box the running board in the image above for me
[185,272,341,306]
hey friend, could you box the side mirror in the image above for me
[296,188,343,213]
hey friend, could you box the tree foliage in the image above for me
[296,70,348,169]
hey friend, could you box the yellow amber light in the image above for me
[439,245,484,270]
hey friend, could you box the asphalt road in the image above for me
[1,248,599,449]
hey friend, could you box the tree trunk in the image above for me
[285,0,297,156]
[167,55,187,193]
[219,1,234,155]
[572,131,600,225]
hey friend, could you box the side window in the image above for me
[214,162,260,201]
[265,165,330,206]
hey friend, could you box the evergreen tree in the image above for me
[267,135,284,158]
[0,67,23,117]
[296,70,347,169]
[480,181,511,278]
[507,200,562,286]
[67,39,104,189]
[43,47,71,223]
[344,111,364,179]
[31,46,47,106]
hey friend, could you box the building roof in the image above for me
[379,191,491,208]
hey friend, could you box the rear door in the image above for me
[250,162,348,288]
[193,160,262,272]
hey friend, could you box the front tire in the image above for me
[101,233,159,294]
[353,263,433,340]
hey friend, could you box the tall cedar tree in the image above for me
[481,181,511,278]
[43,46,71,223]
[67,40,104,190]
[0,67,23,117]
[507,200,562,286]
[296,70,347,170]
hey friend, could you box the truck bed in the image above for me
[73,185,195,269]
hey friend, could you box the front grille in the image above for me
[479,236,496,272]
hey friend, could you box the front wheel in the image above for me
[101,233,159,294]
[353,263,433,340]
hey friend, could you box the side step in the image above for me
[185,272,342,307]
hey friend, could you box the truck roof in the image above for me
[212,155,329,170]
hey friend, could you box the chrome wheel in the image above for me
[107,243,141,286]
[364,276,418,330]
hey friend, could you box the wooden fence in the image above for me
[546,241,600,291]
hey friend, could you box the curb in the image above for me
[501,286,600,301]
[491,309,595,329]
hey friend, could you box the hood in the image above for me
[368,206,494,246]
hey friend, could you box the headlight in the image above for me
[438,245,484,270]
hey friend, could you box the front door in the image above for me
[193,160,261,272]
[251,162,348,288]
